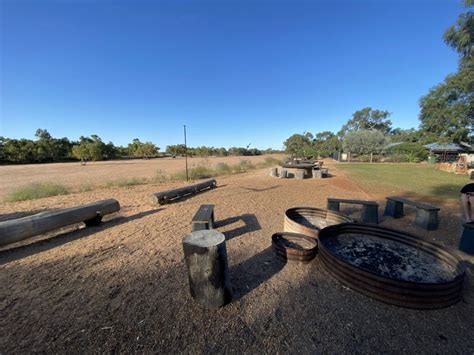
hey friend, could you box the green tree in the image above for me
[314,131,341,157]
[342,129,388,156]
[283,133,313,157]
[72,142,92,164]
[339,107,392,137]
[444,0,474,67]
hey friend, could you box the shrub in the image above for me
[232,160,255,173]
[257,157,282,168]
[5,182,70,202]
[215,162,232,175]
[386,143,429,163]
[105,177,148,188]
[172,165,215,181]
[152,169,169,183]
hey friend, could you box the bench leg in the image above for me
[327,201,340,212]
[384,200,404,218]
[192,221,210,232]
[209,212,215,229]
[361,205,379,224]
[415,209,438,231]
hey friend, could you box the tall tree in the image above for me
[339,107,392,137]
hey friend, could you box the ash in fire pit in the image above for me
[324,233,458,283]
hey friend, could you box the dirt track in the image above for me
[1,162,473,353]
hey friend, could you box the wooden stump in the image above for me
[182,230,232,308]
[279,169,288,179]
[270,167,278,177]
[312,170,323,179]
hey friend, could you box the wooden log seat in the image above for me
[192,204,215,232]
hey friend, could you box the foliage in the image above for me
[339,107,392,136]
[386,142,429,163]
[283,133,313,157]
[313,131,341,157]
[419,68,473,143]
[128,139,159,159]
[232,160,256,173]
[443,0,474,67]
[214,162,233,174]
[5,182,70,202]
[342,129,388,155]
[152,169,169,183]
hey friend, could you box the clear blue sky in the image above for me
[0,0,462,149]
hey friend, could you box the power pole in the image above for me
[184,125,189,181]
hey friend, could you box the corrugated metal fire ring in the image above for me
[284,207,353,238]
[272,232,318,262]
[319,223,465,309]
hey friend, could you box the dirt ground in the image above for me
[0,155,284,199]
[1,161,473,353]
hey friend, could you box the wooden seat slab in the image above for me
[192,204,215,231]
[327,198,379,224]
[384,196,439,231]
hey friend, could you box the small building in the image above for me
[423,143,468,163]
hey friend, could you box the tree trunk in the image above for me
[182,230,232,308]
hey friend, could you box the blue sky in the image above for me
[0,0,462,149]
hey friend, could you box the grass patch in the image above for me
[232,160,256,173]
[337,163,469,199]
[5,182,70,202]
[214,162,233,175]
[257,157,283,168]
[151,169,170,183]
[171,165,215,181]
[105,177,149,188]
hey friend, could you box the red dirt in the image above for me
[1,161,473,353]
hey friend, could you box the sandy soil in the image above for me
[0,155,284,199]
[1,161,473,353]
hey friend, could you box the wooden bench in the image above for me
[327,198,379,224]
[384,196,440,230]
[192,204,215,232]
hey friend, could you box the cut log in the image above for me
[151,179,217,205]
[182,230,232,308]
[0,199,120,247]
[270,167,278,177]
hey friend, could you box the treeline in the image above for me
[0,129,281,164]
[165,145,280,157]
[284,1,473,163]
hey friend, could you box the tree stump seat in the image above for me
[192,204,215,231]
[384,196,440,230]
[327,198,379,224]
[459,223,474,255]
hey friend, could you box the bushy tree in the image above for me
[128,138,159,159]
[339,107,392,136]
[386,142,429,163]
[283,133,314,157]
[342,129,388,156]
[444,0,474,67]
[314,131,341,157]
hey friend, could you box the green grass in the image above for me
[337,163,470,199]
[5,182,70,202]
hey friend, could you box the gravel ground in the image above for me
[1,162,473,353]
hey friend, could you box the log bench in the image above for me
[384,196,440,230]
[327,198,379,224]
[192,204,215,232]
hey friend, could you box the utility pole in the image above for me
[184,125,189,181]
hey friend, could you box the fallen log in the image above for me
[151,179,217,205]
[0,199,120,247]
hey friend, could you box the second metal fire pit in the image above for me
[284,207,353,238]
[318,223,465,309]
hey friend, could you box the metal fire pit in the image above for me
[284,207,353,238]
[272,232,318,262]
[319,223,465,309]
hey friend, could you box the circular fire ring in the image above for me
[284,207,353,238]
[319,223,465,309]
[272,232,318,262]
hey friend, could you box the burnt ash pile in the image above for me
[324,233,458,283]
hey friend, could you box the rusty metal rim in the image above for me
[284,207,353,238]
[272,232,318,262]
[318,223,465,309]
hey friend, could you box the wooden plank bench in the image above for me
[327,198,379,224]
[192,204,215,232]
[384,196,440,230]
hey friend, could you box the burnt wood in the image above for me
[192,204,215,232]
[0,199,120,247]
[151,179,217,205]
[182,230,232,308]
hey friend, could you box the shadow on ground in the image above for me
[0,209,163,264]
[230,246,285,300]
[216,214,262,240]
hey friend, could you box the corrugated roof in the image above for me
[423,143,464,151]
